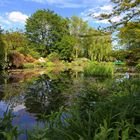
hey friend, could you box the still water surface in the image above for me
[0,68,137,139]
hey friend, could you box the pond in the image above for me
[0,68,139,139]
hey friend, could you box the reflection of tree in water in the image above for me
[24,71,73,118]
[0,82,25,111]
[0,71,9,85]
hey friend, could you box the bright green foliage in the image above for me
[84,61,114,77]
[2,30,30,64]
[3,31,27,51]
[57,35,76,61]
[86,28,112,61]
[69,16,112,61]
[48,52,60,62]
[69,16,89,59]
[26,48,40,59]
[26,9,69,57]
[22,63,35,69]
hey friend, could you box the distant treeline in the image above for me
[0,9,113,69]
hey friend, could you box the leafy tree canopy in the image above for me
[25,9,69,57]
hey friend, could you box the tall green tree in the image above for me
[69,16,89,59]
[86,28,112,61]
[25,9,69,57]
[57,35,76,61]
[2,30,31,66]
[3,31,28,55]
[69,16,112,61]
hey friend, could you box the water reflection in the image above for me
[25,73,72,118]
[0,70,74,119]
[0,68,139,135]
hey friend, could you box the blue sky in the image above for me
[0,0,120,30]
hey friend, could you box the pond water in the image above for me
[0,68,138,139]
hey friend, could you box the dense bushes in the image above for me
[48,52,60,62]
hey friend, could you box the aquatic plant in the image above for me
[84,62,114,77]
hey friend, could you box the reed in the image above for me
[84,62,114,77]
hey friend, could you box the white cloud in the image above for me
[29,0,46,3]
[0,11,28,30]
[95,19,109,24]
[27,0,84,8]
[27,0,110,8]
[81,4,115,25]
[8,11,28,24]
[81,13,109,25]
[100,5,113,11]
[111,16,121,22]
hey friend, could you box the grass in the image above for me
[84,62,114,77]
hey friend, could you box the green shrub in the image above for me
[22,63,35,69]
[28,49,41,59]
[46,62,55,67]
[35,62,47,68]
[84,62,114,77]
[48,52,60,62]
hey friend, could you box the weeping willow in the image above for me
[87,34,112,61]
[78,27,112,61]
